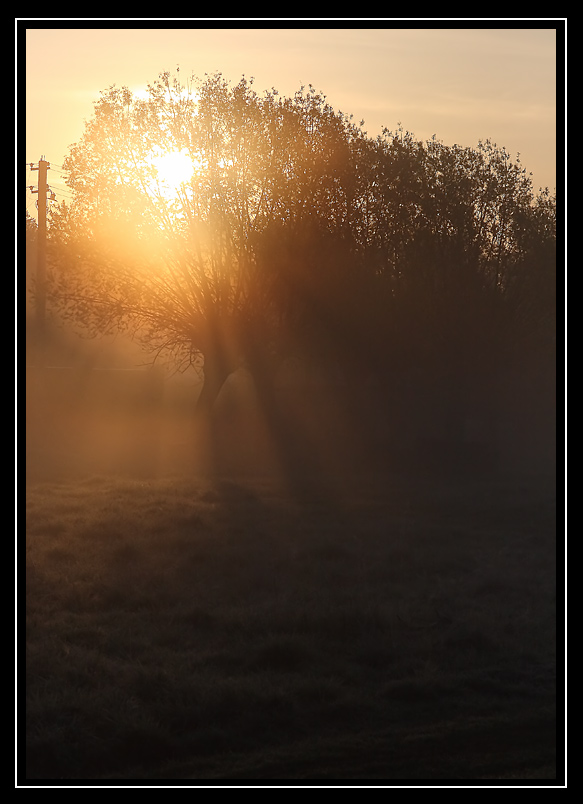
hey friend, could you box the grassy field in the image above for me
[23,469,558,783]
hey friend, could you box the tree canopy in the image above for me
[48,70,556,425]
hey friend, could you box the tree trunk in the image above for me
[192,348,233,475]
[195,362,229,418]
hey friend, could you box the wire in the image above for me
[48,180,73,192]
[25,161,68,174]
[51,190,74,201]
[24,159,74,204]
[25,180,74,203]
[48,179,73,191]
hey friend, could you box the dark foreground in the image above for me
[24,470,558,783]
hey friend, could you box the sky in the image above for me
[22,24,560,220]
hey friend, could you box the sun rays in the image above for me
[150,149,197,198]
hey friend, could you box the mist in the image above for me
[23,64,558,785]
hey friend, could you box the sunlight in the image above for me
[151,149,196,197]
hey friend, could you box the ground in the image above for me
[23,469,559,784]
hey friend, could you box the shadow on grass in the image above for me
[24,471,557,781]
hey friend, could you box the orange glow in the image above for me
[25,27,558,217]
[150,149,196,198]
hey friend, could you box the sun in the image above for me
[151,149,196,196]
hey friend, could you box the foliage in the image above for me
[48,71,556,419]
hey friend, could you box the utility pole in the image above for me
[29,158,49,364]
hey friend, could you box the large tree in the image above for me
[49,72,371,416]
[48,70,555,471]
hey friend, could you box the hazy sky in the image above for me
[23,25,559,217]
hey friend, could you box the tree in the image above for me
[49,72,371,418]
[48,70,556,473]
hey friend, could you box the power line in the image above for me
[47,177,72,186]
[49,189,74,201]
[47,180,73,193]
[26,161,70,183]
[27,161,72,195]
[25,160,66,173]
[26,182,74,201]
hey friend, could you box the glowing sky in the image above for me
[23,25,559,218]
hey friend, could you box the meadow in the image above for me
[23,467,558,783]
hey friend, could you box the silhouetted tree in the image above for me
[49,73,372,418]
[47,71,555,472]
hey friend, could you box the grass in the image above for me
[23,470,558,782]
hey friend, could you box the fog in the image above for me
[25,327,556,490]
[26,353,361,486]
